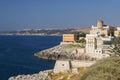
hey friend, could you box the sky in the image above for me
[0,0,120,31]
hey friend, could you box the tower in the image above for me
[86,34,97,53]
[53,60,71,73]
[97,19,103,28]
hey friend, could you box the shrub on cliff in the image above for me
[80,57,120,80]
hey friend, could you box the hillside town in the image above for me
[9,20,120,80]
[62,19,116,58]
[53,19,119,74]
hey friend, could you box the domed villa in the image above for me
[90,19,113,36]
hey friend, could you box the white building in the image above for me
[86,33,112,54]
[90,19,113,36]
[85,34,98,53]
[86,20,113,55]
[114,27,120,37]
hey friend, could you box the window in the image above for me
[99,51,101,53]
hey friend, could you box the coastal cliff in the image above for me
[9,67,87,80]
[9,70,51,80]
[9,44,94,80]
[34,44,95,60]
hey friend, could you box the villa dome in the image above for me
[98,19,103,24]
[97,19,103,28]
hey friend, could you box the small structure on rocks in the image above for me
[53,60,96,74]
[53,60,71,73]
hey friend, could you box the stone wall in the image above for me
[71,60,96,68]
[53,60,71,73]
[53,60,96,73]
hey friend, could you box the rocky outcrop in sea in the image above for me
[34,44,95,60]
[9,70,51,80]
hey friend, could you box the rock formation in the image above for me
[9,70,51,80]
[34,44,95,60]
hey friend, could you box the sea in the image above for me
[0,35,62,80]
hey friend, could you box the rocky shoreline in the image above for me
[34,44,96,61]
[9,44,106,80]
[9,70,52,80]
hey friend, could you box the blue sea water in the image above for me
[0,36,62,80]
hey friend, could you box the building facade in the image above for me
[90,20,112,36]
[63,34,78,42]
[86,34,112,54]
[86,20,112,54]
[85,34,97,53]
[114,27,120,37]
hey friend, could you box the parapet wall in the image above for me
[53,60,96,73]
[71,60,96,68]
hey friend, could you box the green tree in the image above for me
[78,33,86,37]
[109,37,120,56]
[101,34,105,37]
[75,38,86,43]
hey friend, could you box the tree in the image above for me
[100,34,105,37]
[75,38,86,43]
[78,33,86,37]
[109,37,120,56]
